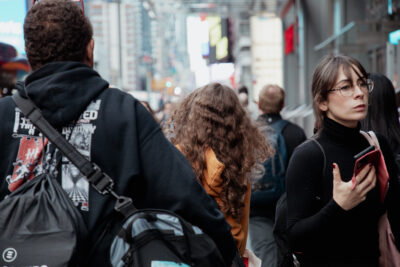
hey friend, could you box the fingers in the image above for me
[354,164,372,185]
[356,166,376,194]
[365,171,377,193]
[332,163,341,184]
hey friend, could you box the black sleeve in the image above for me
[378,134,400,249]
[282,123,307,160]
[136,103,237,265]
[286,141,347,252]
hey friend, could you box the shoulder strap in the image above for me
[270,119,289,134]
[360,130,380,149]
[300,137,326,200]
[12,92,135,217]
[310,138,326,175]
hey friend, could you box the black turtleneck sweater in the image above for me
[286,117,400,265]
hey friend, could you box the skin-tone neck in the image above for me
[83,39,94,68]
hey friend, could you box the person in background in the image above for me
[361,72,400,266]
[0,1,240,265]
[249,84,306,267]
[286,55,400,266]
[167,82,273,256]
[140,100,158,122]
[361,73,400,165]
[237,84,259,120]
[159,101,173,127]
[258,84,307,161]
[238,90,249,108]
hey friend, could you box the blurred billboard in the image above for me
[208,16,233,64]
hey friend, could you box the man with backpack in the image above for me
[0,1,239,266]
[249,84,306,267]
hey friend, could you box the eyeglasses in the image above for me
[31,0,85,15]
[328,78,374,97]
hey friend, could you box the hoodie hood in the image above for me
[17,61,109,127]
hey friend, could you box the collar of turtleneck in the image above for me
[320,117,361,145]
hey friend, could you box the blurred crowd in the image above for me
[1,1,400,267]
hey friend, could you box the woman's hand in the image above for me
[332,163,376,211]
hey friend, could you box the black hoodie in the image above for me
[0,62,237,266]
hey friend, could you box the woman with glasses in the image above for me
[285,55,400,266]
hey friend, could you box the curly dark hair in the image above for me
[168,83,273,220]
[24,0,93,70]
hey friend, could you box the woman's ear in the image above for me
[319,99,328,112]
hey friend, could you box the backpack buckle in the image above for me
[114,195,136,217]
[86,164,114,195]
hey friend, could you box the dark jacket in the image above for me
[250,113,306,218]
[258,113,307,160]
[0,62,237,266]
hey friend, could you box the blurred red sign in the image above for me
[284,24,294,55]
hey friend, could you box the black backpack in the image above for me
[0,96,90,266]
[0,172,88,266]
[273,138,326,267]
[10,93,239,267]
[110,209,226,266]
[251,119,289,214]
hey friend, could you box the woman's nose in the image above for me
[353,84,365,98]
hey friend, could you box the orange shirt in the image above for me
[201,148,251,256]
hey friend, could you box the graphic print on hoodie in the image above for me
[7,98,102,212]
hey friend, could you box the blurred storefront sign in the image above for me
[251,14,283,96]
[151,78,166,91]
[284,23,295,54]
[207,16,232,64]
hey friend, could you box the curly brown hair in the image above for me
[168,83,273,220]
[24,0,93,70]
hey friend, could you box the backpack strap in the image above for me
[12,92,136,218]
[270,119,289,134]
[310,138,327,175]
[301,137,326,201]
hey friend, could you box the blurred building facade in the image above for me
[280,0,400,136]
[84,0,400,134]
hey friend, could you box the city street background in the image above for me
[1,0,400,135]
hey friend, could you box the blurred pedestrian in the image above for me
[286,55,400,266]
[237,84,258,120]
[249,84,306,267]
[361,73,400,165]
[167,82,273,257]
[159,101,173,127]
[140,100,158,122]
[360,72,400,266]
